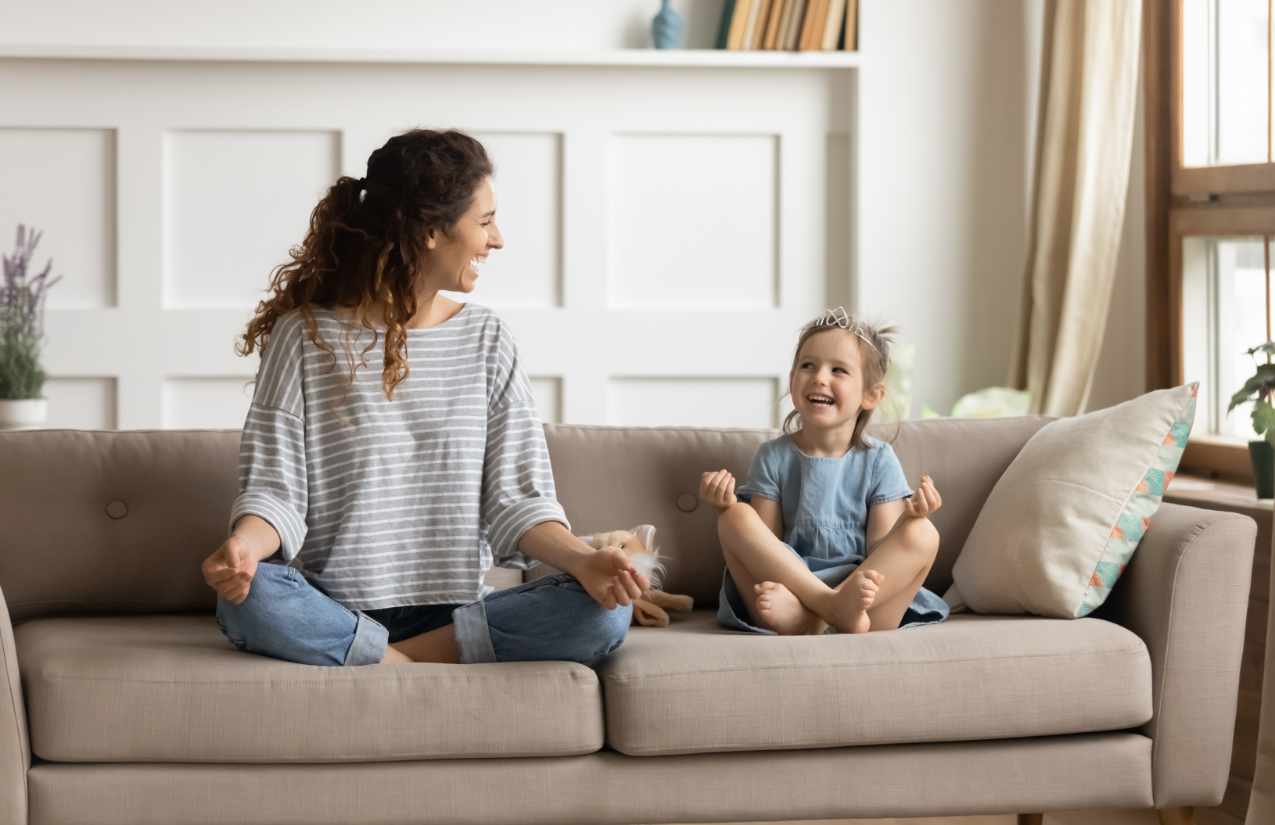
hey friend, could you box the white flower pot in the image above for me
[0,398,48,430]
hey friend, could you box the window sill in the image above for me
[1166,473,1271,516]
[1181,436,1255,485]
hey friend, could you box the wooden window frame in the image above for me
[1150,0,1275,481]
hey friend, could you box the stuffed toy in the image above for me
[580,524,694,627]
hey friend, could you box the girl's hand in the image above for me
[575,546,649,610]
[699,469,737,513]
[902,474,942,519]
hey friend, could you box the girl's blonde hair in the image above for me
[782,308,897,452]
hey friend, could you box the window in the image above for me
[1153,0,1275,479]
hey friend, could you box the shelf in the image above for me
[0,45,862,69]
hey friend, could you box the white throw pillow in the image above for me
[943,384,1197,618]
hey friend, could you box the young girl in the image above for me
[201,129,647,667]
[700,308,950,635]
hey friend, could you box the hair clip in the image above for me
[817,306,880,353]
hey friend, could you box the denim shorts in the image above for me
[215,562,633,667]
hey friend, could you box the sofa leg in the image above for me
[1017,816,1043,825]
[1157,808,1195,825]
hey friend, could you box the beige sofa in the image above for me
[0,417,1255,825]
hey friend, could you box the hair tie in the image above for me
[355,177,368,203]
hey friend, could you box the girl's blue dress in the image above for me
[717,433,950,633]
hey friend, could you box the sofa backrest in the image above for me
[546,417,1050,606]
[0,417,1048,622]
[0,428,240,623]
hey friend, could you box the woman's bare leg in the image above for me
[387,624,461,663]
[380,646,413,664]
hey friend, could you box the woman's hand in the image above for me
[201,535,259,605]
[575,546,648,610]
[902,474,942,519]
[699,469,737,513]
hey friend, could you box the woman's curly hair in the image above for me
[238,129,493,399]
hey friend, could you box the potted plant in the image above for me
[1228,341,1275,498]
[0,226,60,429]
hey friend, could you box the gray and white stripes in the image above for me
[228,304,568,610]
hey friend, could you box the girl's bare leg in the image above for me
[725,544,827,635]
[718,503,849,632]
[386,624,461,663]
[855,517,941,632]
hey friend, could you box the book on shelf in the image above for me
[715,0,737,49]
[780,0,800,50]
[821,0,847,50]
[741,0,768,49]
[725,0,751,49]
[762,0,787,50]
[715,0,855,52]
[777,0,800,50]
[798,0,825,50]
[843,0,858,51]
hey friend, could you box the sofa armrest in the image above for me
[1102,501,1255,808]
[0,585,27,824]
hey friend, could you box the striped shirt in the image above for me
[228,303,569,610]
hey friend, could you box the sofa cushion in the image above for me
[599,611,1152,756]
[17,616,604,763]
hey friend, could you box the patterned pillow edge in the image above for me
[1075,383,1197,617]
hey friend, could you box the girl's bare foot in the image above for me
[753,581,829,635]
[826,569,884,634]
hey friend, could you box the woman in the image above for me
[201,129,646,666]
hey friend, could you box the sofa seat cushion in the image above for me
[17,615,604,763]
[599,610,1152,756]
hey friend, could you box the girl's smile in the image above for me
[788,328,884,455]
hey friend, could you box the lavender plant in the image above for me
[1,226,61,400]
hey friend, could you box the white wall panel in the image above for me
[164,130,340,308]
[607,133,778,309]
[44,377,117,428]
[163,377,252,429]
[0,128,116,308]
[606,377,778,428]
[826,133,851,309]
[530,377,562,424]
[4,57,847,429]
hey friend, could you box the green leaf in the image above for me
[1253,400,1275,437]
[1229,363,1275,412]
[1247,342,1275,358]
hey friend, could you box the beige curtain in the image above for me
[1010,0,1143,416]
[1250,518,1275,824]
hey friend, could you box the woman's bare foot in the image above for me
[753,581,829,635]
[826,569,884,634]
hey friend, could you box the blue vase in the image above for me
[652,0,684,49]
